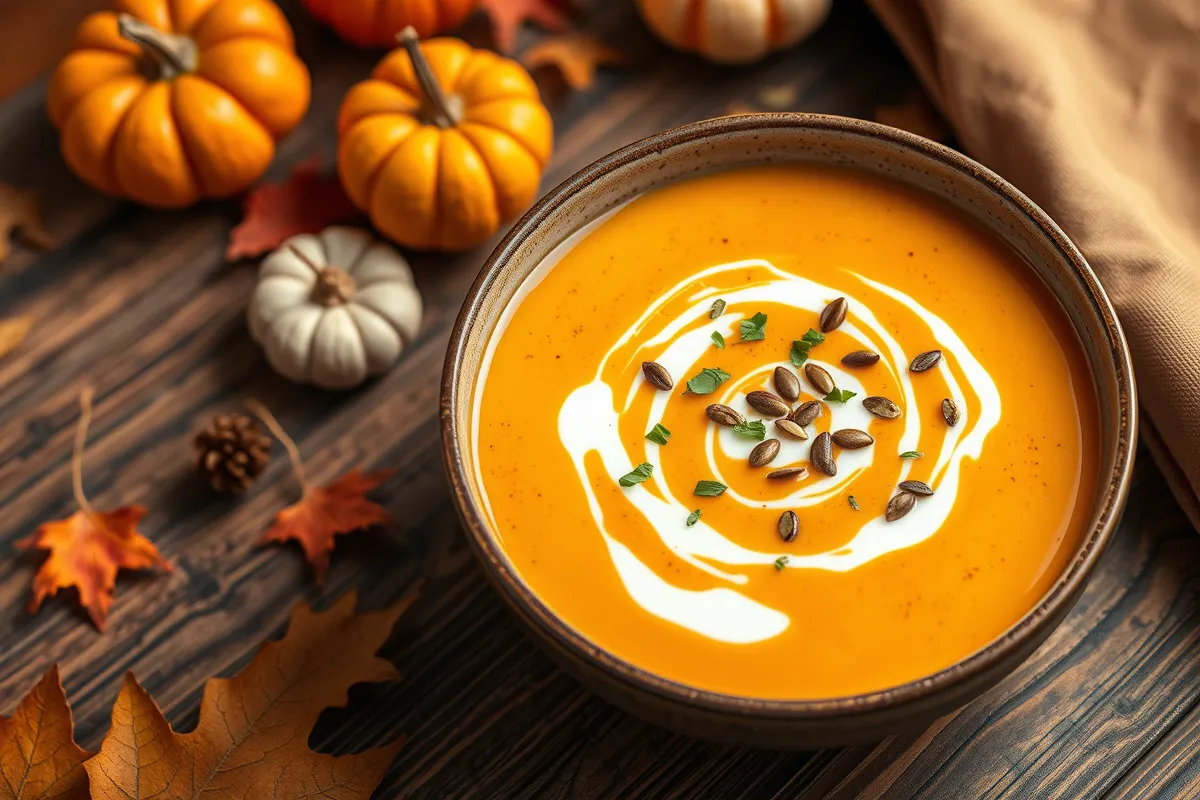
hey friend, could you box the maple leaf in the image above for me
[248,400,394,586]
[226,158,361,261]
[479,0,570,53]
[0,667,91,800]
[19,387,171,631]
[0,316,32,360]
[522,33,628,91]
[85,590,416,800]
[0,183,52,266]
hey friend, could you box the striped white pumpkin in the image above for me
[636,0,831,64]
[249,226,422,389]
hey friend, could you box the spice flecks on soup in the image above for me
[472,165,1098,699]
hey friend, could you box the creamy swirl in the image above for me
[475,216,1001,647]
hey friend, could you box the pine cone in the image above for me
[194,413,272,493]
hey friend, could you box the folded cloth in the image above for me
[869,0,1200,527]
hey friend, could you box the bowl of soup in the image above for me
[441,113,1135,748]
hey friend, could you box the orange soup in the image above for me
[472,165,1098,699]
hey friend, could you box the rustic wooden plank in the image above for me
[0,2,1195,799]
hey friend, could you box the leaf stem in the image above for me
[397,26,460,128]
[73,386,96,520]
[246,399,309,493]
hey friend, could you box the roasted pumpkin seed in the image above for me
[773,366,800,401]
[641,361,673,390]
[746,390,790,417]
[862,396,902,419]
[831,429,874,449]
[810,432,836,476]
[804,363,835,395]
[909,350,943,372]
[749,438,781,467]
[706,404,744,427]
[841,349,880,367]
[819,297,847,333]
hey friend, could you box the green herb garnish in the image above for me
[645,423,671,446]
[711,331,725,349]
[685,367,731,395]
[731,420,766,440]
[824,388,858,403]
[900,451,925,459]
[849,495,859,511]
[686,509,702,527]
[789,328,825,366]
[709,299,726,319]
[618,462,654,487]
[694,480,728,497]
[774,555,789,571]
[739,312,768,342]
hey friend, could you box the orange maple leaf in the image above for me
[478,0,570,53]
[0,666,91,800]
[248,400,394,586]
[85,590,416,800]
[19,388,171,631]
[226,158,361,261]
[522,33,628,91]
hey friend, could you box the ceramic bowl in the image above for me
[441,113,1136,748]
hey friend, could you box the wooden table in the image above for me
[2,2,1198,798]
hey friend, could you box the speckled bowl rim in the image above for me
[441,113,1137,720]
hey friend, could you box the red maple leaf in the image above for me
[261,470,395,586]
[19,388,171,631]
[478,0,570,53]
[248,400,394,585]
[226,158,361,261]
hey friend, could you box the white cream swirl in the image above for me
[474,223,1001,646]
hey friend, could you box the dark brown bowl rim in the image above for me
[441,113,1137,719]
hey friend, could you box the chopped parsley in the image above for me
[618,462,654,487]
[789,328,825,366]
[900,451,925,460]
[645,423,671,446]
[824,387,858,403]
[685,367,731,395]
[731,420,766,440]
[774,555,790,571]
[694,480,728,497]
[686,509,702,527]
[739,312,768,342]
[710,331,726,349]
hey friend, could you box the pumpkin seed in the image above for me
[909,350,943,372]
[820,297,847,333]
[749,438,781,467]
[709,298,726,319]
[773,366,800,401]
[898,480,934,496]
[804,363,835,395]
[746,390,790,417]
[642,361,673,390]
[810,432,836,476]
[706,404,744,427]
[831,429,874,449]
[942,398,960,427]
[862,396,902,419]
[886,492,917,521]
[790,400,823,427]
[778,510,799,543]
[774,419,809,441]
[767,466,808,480]
[841,349,880,367]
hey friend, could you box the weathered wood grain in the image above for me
[1,2,1197,799]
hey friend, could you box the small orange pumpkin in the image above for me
[337,28,553,252]
[48,0,311,209]
[303,0,477,47]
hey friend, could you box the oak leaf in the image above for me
[522,33,628,91]
[19,388,171,631]
[84,590,415,800]
[248,400,394,586]
[0,667,90,800]
[226,158,361,261]
[0,183,52,266]
[479,0,570,53]
[0,316,32,360]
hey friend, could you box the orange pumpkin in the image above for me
[337,28,553,251]
[303,0,476,47]
[48,0,311,209]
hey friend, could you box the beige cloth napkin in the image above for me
[868,0,1200,527]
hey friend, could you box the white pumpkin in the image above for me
[249,226,423,389]
[636,0,831,64]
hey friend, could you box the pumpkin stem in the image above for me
[311,267,357,306]
[398,26,462,128]
[287,244,357,306]
[246,399,310,494]
[72,386,97,522]
[117,13,197,80]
